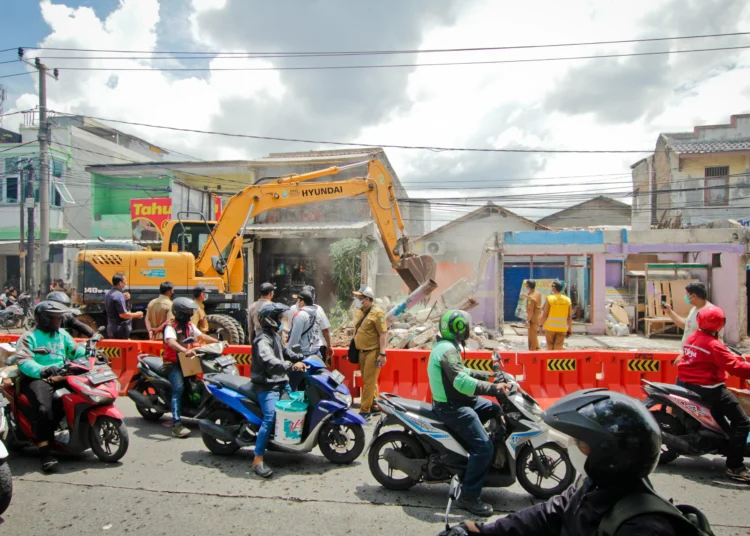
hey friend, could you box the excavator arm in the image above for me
[195,159,436,292]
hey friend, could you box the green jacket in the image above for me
[428,338,495,406]
[16,328,85,379]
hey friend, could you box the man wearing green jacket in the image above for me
[428,310,509,517]
[16,300,86,472]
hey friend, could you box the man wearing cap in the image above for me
[191,285,209,333]
[248,283,275,343]
[288,289,321,357]
[352,286,387,419]
[285,285,333,364]
[540,280,572,351]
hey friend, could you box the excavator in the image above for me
[75,159,437,343]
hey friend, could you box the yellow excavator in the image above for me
[75,159,436,343]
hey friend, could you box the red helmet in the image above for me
[697,305,725,332]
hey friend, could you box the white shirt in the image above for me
[682,302,723,342]
[285,304,330,347]
[164,324,202,341]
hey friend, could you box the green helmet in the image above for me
[439,310,472,343]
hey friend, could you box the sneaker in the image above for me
[727,466,750,483]
[359,412,372,422]
[369,405,383,415]
[41,455,58,473]
[172,423,191,438]
[457,495,494,517]
[253,462,273,478]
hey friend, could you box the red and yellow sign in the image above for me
[131,198,172,240]
[213,195,223,220]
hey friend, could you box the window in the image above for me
[3,157,18,174]
[52,180,74,205]
[52,159,63,178]
[704,166,729,206]
[3,177,18,204]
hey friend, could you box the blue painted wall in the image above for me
[503,230,604,245]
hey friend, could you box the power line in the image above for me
[49,111,654,154]
[0,72,30,79]
[18,31,750,56]
[0,140,36,153]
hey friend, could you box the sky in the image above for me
[1,0,749,229]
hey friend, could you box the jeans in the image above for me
[255,386,284,457]
[678,380,750,470]
[166,364,185,424]
[432,397,501,498]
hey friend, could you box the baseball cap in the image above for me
[294,289,314,304]
[352,285,375,300]
[192,285,208,298]
[259,282,276,295]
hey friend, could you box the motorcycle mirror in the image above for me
[31,347,51,355]
[98,326,107,334]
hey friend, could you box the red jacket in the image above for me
[677,330,750,386]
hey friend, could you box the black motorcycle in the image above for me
[126,340,238,421]
[0,293,34,330]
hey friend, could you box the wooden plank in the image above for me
[669,279,699,317]
[610,304,629,325]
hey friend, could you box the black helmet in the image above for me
[46,291,71,307]
[171,297,198,324]
[258,303,289,332]
[34,300,70,333]
[544,389,661,485]
[439,310,471,344]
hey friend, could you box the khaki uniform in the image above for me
[526,290,543,351]
[354,306,387,413]
[145,295,173,335]
[191,300,209,333]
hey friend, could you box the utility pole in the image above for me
[18,162,26,293]
[24,161,35,294]
[19,49,58,294]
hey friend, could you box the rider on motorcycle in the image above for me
[250,303,306,479]
[677,304,750,483]
[46,291,96,338]
[162,297,218,439]
[428,310,510,517]
[15,300,86,472]
[449,390,693,536]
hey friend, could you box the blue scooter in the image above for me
[198,356,366,464]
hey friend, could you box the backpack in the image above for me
[597,492,715,536]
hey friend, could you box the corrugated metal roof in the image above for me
[670,139,750,154]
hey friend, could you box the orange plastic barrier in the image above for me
[0,334,20,344]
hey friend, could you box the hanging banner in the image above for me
[131,197,172,240]
[213,195,223,220]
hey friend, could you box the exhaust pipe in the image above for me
[198,419,237,442]
[661,431,691,453]
[382,448,426,480]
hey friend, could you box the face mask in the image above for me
[353,299,362,309]
[684,295,692,305]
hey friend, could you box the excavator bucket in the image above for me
[396,254,437,293]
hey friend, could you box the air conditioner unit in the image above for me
[425,241,446,255]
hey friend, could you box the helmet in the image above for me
[439,310,471,343]
[34,300,70,333]
[258,303,289,332]
[543,389,661,485]
[697,305,725,332]
[46,291,71,307]
[171,297,198,324]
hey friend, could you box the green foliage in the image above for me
[328,301,350,332]
[329,238,370,303]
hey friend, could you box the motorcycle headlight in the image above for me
[226,366,238,376]
[333,391,352,408]
[88,395,108,404]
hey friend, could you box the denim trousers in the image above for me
[167,364,185,424]
[432,397,500,497]
[255,385,289,457]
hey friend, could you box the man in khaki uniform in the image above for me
[191,285,210,332]
[352,286,387,419]
[521,280,543,351]
[145,281,174,340]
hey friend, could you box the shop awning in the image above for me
[243,221,375,239]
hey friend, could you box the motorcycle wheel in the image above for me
[23,316,35,330]
[318,423,365,464]
[133,380,166,421]
[652,410,684,465]
[516,442,575,499]
[367,430,425,490]
[201,409,241,455]
[0,460,11,516]
[89,416,129,463]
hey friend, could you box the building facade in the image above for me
[537,196,631,229]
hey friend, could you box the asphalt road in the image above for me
[2,400,750,536]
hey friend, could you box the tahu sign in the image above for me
[131,198,172,240]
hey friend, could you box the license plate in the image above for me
[88,370,117,385]
[216,355,236,367]
[330,370,345,385]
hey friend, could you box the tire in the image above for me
[0,460,11,516]
[23,316,35,330]
[73,314,99,339]
[367,430,425,490]
[652,410,685,465]
[516,442,575,499]
[234,309,249,345]
[133,379,166,421]
[206,314,243,345]
[318,423,365,464]
[89,416,129,463]
[201,409,241,455]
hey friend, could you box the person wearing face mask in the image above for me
[664,282,720,343]
[444,390,714,536]
[351,286,387,420]
[520,279,543,351]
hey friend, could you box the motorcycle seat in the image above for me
[391,397,439,420]
[141,356,165,374]
[650,382,705,403]
[211,373,256,399]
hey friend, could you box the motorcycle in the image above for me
[643,377,750,464]
[0,293,34,330]
[198,355,366,464]
[366,352,575,499]
[0,333,128,462]
[127,340,237,421]
[0,395,11,516]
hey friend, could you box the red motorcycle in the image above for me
[1,334,129,462]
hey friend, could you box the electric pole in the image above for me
[18,162,26,293]
[19,49,58,294]
[26,164,35,294]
